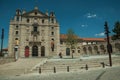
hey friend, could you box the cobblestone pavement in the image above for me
[0,66,120,80]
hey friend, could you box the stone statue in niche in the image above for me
[51,41,54,51]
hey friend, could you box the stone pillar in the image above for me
[29,46,32,57]
[38,46,41,57]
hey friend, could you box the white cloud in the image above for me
[95,32,105,37]
[86,13,97,18]
[81,24,88,27]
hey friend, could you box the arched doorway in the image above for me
[41,46,45,56]
[115,43,120,52]
[100,45,105,54]
[94,46,99,54]
[25,46,29,57]
[83,47,87,54]
[66,48,70,56]
[88,46,92,54]
[32,45,38,56]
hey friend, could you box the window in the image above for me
[78,50,80,53]
[51,27,54,29]
[15,38,18,40]
[27,18,29,23]
[16,26,18,29]
[51,18,54,23]
[34,26,37,32]
[35,12,37,15]
[51,32,54,35]
[42,19,44,23]
[16,31,18,35]
[52,38,54,41]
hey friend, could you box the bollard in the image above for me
[39,67,41,74]
[67,66,69,72]
[54,66,56,73]
[85,64,88,70]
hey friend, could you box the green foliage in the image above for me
[112,21,120,40]
[66,29,78,48]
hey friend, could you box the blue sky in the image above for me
[0,0,120,48]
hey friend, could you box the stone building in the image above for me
[8,7,120,58]
[8,7,60,57]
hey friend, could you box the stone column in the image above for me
[38,46,41,57]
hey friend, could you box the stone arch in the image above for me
[100,45,106,54]
[32,45,38,56]
[94,46,99,54]
[77,47,80,53]
[115,43,120,52]
[88,46,92,54]
[83,47,87,54]
[71,46,75,53]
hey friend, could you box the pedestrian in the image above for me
[59,52,62,58]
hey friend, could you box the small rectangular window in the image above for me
[42,19,44,23]
[27,18,29,23]
[16,31,18,35]
[34,27,37,32]
[51,32,54,35]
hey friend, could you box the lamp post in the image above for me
[0,28,4,57]
[104,21,112,67]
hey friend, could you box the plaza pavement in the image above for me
[0,66,120,80]
[0,55,120,80]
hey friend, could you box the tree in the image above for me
[112,21,120,40]
[66,28,78,58]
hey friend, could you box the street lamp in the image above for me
[104,21,112,67]
[0,28,4,57]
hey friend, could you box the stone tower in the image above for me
[8,7,60,58]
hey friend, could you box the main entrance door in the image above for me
[25,46,29,57]
[32,45,38,56]
[41,46,45,56]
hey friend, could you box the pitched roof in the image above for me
[82,38,106,42]
[22,8,49,18]
[60,34,106,42]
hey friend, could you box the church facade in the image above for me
[8,7,60,57]
[8,7,120,58]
